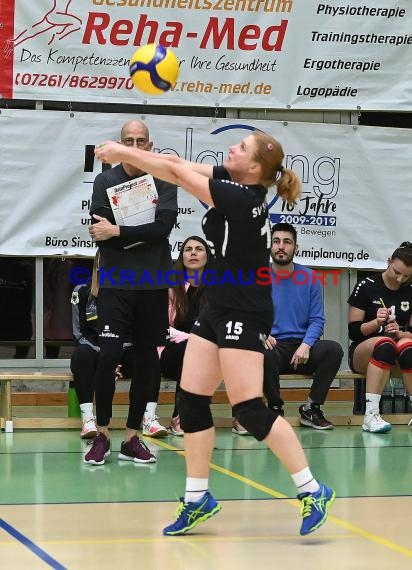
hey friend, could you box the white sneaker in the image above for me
[81,418,98,439]
[408,417,412,427]
[362,412,392,433]
[232,418,249,435]
[142,416,168,438]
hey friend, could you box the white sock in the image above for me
[80,402,94,423]
[185,477,209,503]
[144,402,157,419]
[365,393,381,415]
[292,467,320,495]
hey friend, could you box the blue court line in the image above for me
[0,518,66,569]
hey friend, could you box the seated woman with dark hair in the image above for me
[159,236,211,435]
[348,242,412,433]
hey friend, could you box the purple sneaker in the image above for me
[83,433,110,465]
[118,435,156,464]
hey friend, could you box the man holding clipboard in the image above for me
[85,119,178,465]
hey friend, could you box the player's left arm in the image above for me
[95,142,215,206]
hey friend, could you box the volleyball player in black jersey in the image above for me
[95,129,335,537]
[348,242,412,433]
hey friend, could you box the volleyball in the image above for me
[129,44,179,95]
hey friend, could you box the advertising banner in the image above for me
[0,1,411,109]
[0,109,411,269]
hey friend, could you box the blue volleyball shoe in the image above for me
[298,482,336,536]
[163,492,221,536]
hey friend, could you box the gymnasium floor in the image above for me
[1,405,412,569]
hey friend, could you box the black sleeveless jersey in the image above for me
[201,166,272,312]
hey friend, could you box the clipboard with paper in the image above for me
[106,174,158,227]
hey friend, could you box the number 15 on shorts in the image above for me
[225,320,243,340]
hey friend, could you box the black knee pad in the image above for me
[232,398,279,441]
[177,388,213,433]
[370,337,397,369]
[397,341,412,372]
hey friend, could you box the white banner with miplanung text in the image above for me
[0,0,411,109]
[0,109,411,269]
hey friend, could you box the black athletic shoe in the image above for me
[299,405,333,430]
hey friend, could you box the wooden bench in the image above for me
[1,370,410,430]
[0,372,73,430]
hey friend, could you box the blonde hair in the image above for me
[90,250,100,298]
[251,131,301,205]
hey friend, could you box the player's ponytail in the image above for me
[276,167,301,205]
[252,131,301,205]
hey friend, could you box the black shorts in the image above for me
[192,305,272,353]
[97,288,169,347]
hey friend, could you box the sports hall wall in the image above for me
[0,1,411,370]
